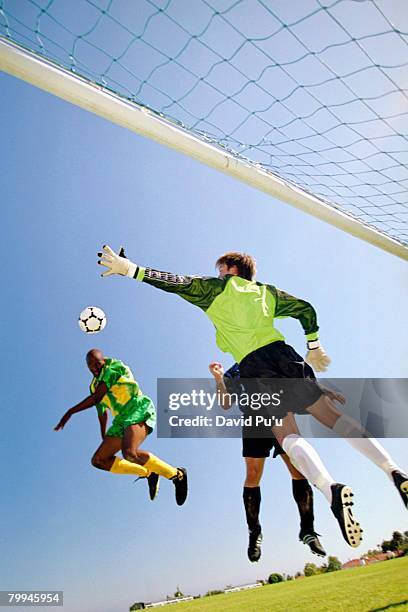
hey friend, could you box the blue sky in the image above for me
[1,70,407,612]
[1,3,408,612]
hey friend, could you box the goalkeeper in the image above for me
[97,247,408,545]
[54,349,188,506]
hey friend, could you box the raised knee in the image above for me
[91,453,105,469]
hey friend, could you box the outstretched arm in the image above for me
[54,382,108,431]
[97,245,222,310]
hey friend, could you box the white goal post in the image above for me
[1,36,407,261]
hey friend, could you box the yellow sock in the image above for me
[109,457,149,477]
[144,454,178,479]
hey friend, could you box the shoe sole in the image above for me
[400,479,408,508]
[336,486,362,548]
[400,479,408,494]
[308,547,326,558]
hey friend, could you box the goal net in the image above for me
[1,0,407,259]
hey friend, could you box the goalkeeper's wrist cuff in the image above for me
[126,262,137,278]
[126,264,146,281]
[307,340,321,350]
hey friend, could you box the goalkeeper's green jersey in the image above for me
[90,358,143,417]
[131,267,320,363]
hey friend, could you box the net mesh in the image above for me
[1,0,408,247]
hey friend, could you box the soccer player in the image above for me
[209,360,327,562]
[97,246,408,546]
[54,349,188,506]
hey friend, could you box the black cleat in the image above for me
[299,530,326,557]
[147,472,160,501]
[330,484,362,548]
[171,468,188,506]
[392,470,408,509]
[248,528,262,563]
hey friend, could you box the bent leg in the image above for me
[334,421,400,479]
[276,425,363,547]
[92,436,148,477]
[273,415,334,504]
[280,453,315,535]
[92,436,122,471]
[272,411,301,446]
[306,394,341,429]
[96,414,150,477]
[281,454,315,531]
[308,397,402,480]
[280,452,305,480]
[122,423,150,465]
[123,423,178,480]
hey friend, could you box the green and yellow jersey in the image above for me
[130,268,319,363]
[90,358,143,418]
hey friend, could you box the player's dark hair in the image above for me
[216,252,256,280]
[86,348,103,362]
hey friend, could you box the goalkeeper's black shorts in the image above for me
[239,341,323,418]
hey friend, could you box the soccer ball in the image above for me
[78,306,107,334]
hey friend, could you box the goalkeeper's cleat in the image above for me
[247,528,262,563]
[330,484,362,548]
[147,472,160,501]
[392,470,408,509]
[171,468,188,506]
[299,530,326,557]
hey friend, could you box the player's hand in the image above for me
[54,411,72,431]
[322,388,346,404]
[305,341,331,372]
[97,245,136,278]
[209,361,224,381]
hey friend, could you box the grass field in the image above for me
[171,557,408,612]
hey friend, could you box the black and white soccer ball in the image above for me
[78,306,107,334]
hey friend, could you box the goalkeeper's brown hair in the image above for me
[216,252,257,281]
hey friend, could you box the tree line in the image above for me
[266,530,408,584]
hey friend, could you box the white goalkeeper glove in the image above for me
[98,245,137,278]
[305,340,331,372]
